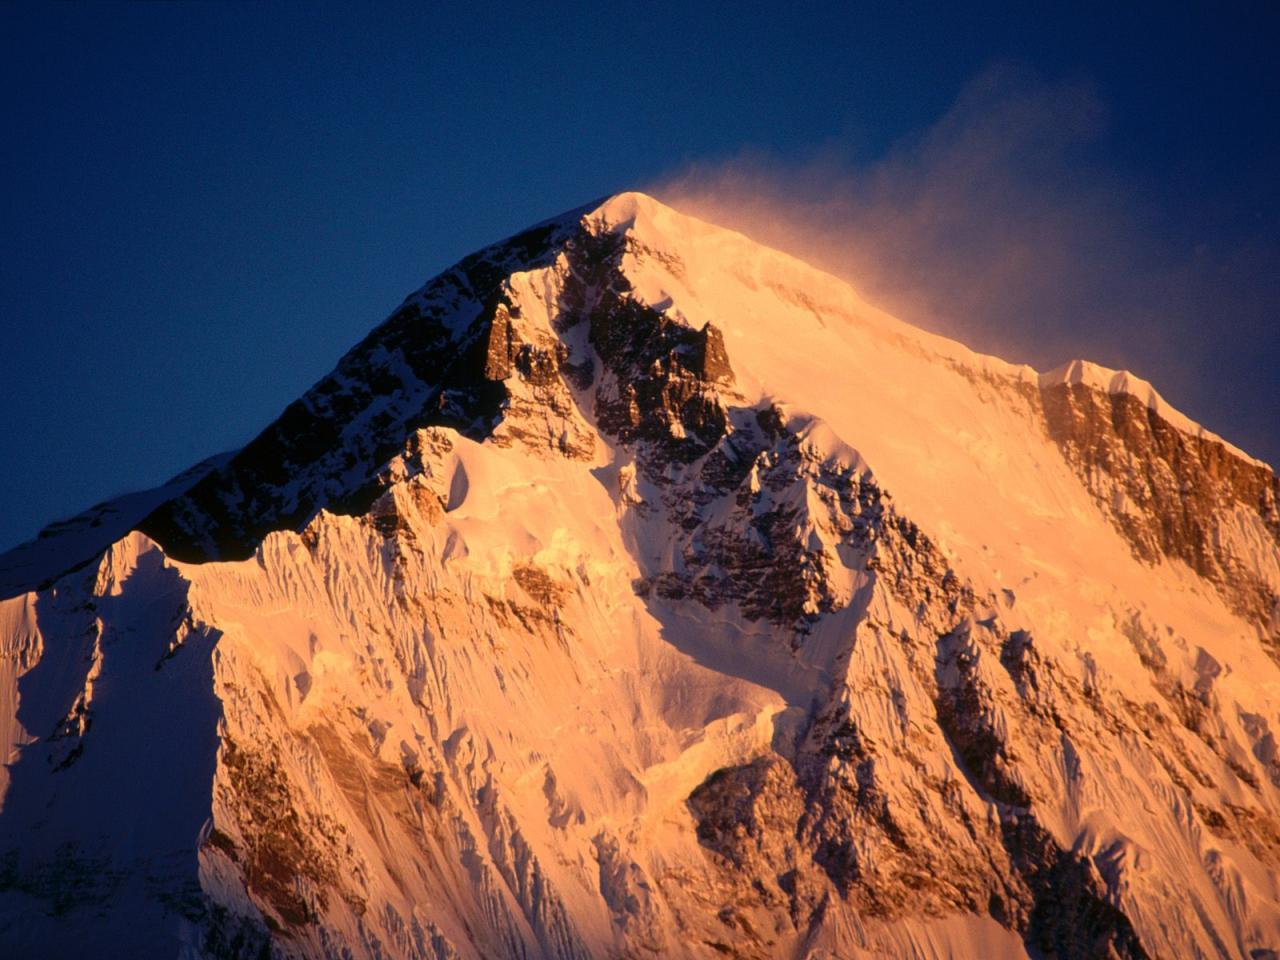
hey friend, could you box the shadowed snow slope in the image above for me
[2,192,1279,959]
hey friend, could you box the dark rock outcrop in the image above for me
[1041,381,1280,644]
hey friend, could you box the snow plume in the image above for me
[648,65,1279,460]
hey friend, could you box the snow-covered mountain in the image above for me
[2,192,1279,959]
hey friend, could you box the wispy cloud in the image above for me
[647,65,1279,460]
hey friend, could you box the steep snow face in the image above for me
[1,192,1279,960]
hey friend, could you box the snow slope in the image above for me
[1,192,1278,959]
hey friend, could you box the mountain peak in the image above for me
[590,189,668,221]
[2,192,1280,958]
[2,194,1273,595]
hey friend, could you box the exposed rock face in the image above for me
[138,214,590,564]
[567,227,733,466]
[681,483,1149,959]
[1041,381,1280,645]
[636,408,881,629]
[2,192,1280,959]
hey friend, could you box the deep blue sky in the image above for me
[2,2,1278,551]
